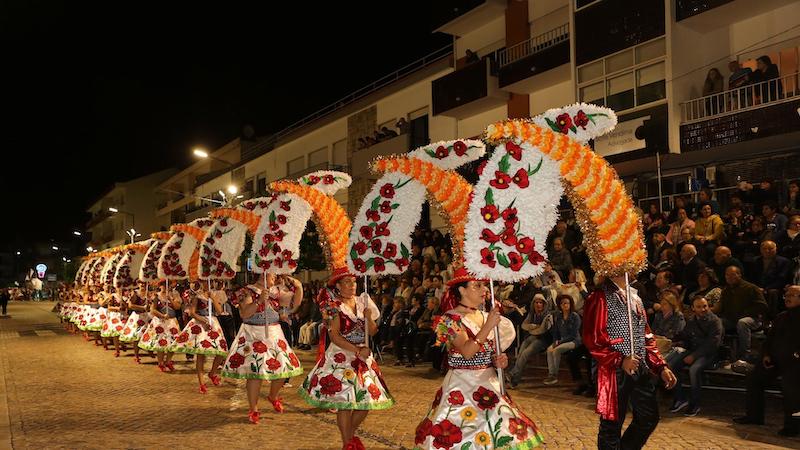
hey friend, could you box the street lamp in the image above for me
[193,147,234,167]
[108,207,135,241]
[125,228,141,244]
[73,231,82,236]
[86,246,94,253]
[51,246,59,251]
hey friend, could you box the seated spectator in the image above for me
[374,294,394,347]
[383,297,408,352]
[429,275,445,301]
[533,263,562,307]
[694,202,725,259]
[507,277,536,313]
[654,247,680,278]
[403,296,437,367]
[547,220,582,254]
[395,117,409,135]
[543,294,582,385]
[555,268,589,313]
[652,290,686,341]
[698,188,721,216]
[709,245,744,287]
[395,278,412,302]
[782,180,799,216]
[712,266,768,361]
[507,294,553,389]
[381,126,398,138]
[357,137,368,150]
[646,269,679,314]
[775,214,800,263]
[677,244,706,300]
[733,285,800,437]
[762,202,789,237]
[728,60,752,89]
[737,216,772,265]
[666,208,695,246]
[667,296,724,417]
[688,268,723,310]
[750,240,792,317]
[648,232,670,269]
[724,206,752,246]
[297,298,322,350]
[643,202,667,235]
[548,237,573,281]
[739,178,779,216]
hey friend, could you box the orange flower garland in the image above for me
[211,207,262,235]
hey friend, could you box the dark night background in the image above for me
[0,2,449,256]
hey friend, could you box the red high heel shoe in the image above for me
[166,361,175,372]
[199,383,208,394]
[248,410,260,425]
[114,350,120,358]
[158,364,168,373]
[343,436,365,450]
[134,356,141,364]
[268,396,284,413]
[208,373,221,386]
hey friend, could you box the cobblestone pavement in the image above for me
[0,301,797,449]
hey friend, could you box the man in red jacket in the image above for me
[583,275,677,449]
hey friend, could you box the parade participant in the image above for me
[583,274,678,449]
[94,286,111,348]
[299,268,392,450]
[119,281,151,363]
[221,273,304,424]
[138,282,181,372]
[413,267,543,449]
[171,281,229,393]
[101,286,128,357]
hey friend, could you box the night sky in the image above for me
[1,2,449,253]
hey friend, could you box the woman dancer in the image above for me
[138,282,181,372]
[171,281,229,393]
[221,273,304,424]
[413,268,543,449]
[101,287,128,357]
[299,268,393,450]
[119,281,151,363]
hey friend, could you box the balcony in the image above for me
[432,0,506,37]
[351,134,411,178]
[675,0,796,30]
[497,24,570,92]
[432,57,508,119]
[679,72,800,152]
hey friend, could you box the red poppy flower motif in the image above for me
[480,204,500,223]
[395,257,409,271]
[352,242,368,256]
[365,209,380,222]
[375,222,390,237]
[176,332,189,343]
[477,160,488,176]
[516,237,535,255]
[228,352,245,369]
[322,174,335,184]
[379,183,395,199]
[158,338,168,347]
[372,257,385,272]
[508,417,529,441]
[360,226,373,240]
[308,175,321,184]
[123,327,131,334]
[277,340,287,351]
[489,171,512,190]
[480,248,496,268]
[448,390,464,406]
[370,239,382,254]
[453,140,468,156]
[430,419,463,449]
[200,340,212,348]
[270,222,280,232]
[432,387,443,408]
[415,418,433,445]
[281,249,293,260]
[253,341,268,353]
[333,352,346,364]
[319,374,343,396]
[189,324,201,335]
[280,201,291,211]
[574,110,590,129]
[289,353,300,367]
[473,386,500,410]
[480,228,501,243]
[277,214,287,224]
[155,326,165,334]
[115,325,123,331]
[502,208,518,226]
[310,374,319,388]
[112,318,119,324]
[354,258,367,273]
[208,330,219,340]
[529,249,545,265]
[368,383,381,400]
[512,168,529,188]
[380,200,392,214]
[501,227,517,246]
[238,336,246,345]
[137,319,145,327]
[142,333,151,342]
[170,328,179,335]
[274,230,285,241]
[556,113,572,134]
[508,251,525,271]
[434,145,449,159]
[382,243,397,259]
[266,358,281,371]
[506,141,523,161]
[220,340,228,351]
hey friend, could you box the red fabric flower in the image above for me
[415,418,433,445]
[354,242,368,255]
[480,248,496,268]
[373,257,386,272]
[508,417,529,441]
[370,239,382,254]
[155,326,165,334]
[489,171,512,190]
[238,336,246,345]
[501,227,517,246]
[360,226,373,240]
[289,353,300,367]
[158,339,168,347]
[480,204,500,223]
[574,110,589,129]
[310,374,319,388]
[115,326,123,332]
[200,340,212,348]
[508,251,525,271]
[170,328,179,335]
[529,249,545,265]
[516,237,535,255]
[142,333,151,342]
[354,259,367,273]
[379,183,395,199]
[253,341,268,353]
[432,387,443,408]
[323,174,335,184]
[308,175,320,184]
[365,209,380,222]
[176,333,189,343]
[277,214,287,224]
[395,257,409,271]
[123,327,131,335]
[228,352,245,369]
[368,383,381,400]
[375,222,390,237]
[319,374,343,396]
[379,200,393,214]
[382,243,397,259]
[506,141,523,160]
[136,319,145,327]
[480,228,501,243]
[266,358,281,371]
[447,390,464,405]
[556,113,572,134]
[453,140,468,156]
[430,419,463,449]
[278,340,287,351]
[434,145,449,158]
[473,386,500,410]
[477,160,488,176]
[334,352,347,364]
[502,207,518,225]
[280,201,291,211]
[512,168,529,188]
[208,330,219,339]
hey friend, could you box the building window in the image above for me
[256,173,267,195]
[308,147,328,168]
[287,156,304,177]
[577,37,666,113]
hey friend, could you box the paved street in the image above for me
[0,301,797,449]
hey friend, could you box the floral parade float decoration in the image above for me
[113,241,151,290]
[139,232,171,283]
[100,248,126,289]
[157,219,216,281]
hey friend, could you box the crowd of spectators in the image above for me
[700,56,785,116]
[356,117,408,150]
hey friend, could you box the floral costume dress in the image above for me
[413,311,543,450]
[101,294,127,338]
[170,296,229,357]
[221,287,303,380]
[119,293,150,343]
[299,294,394,410]
[83,294,105,332]
[138,297,181,352]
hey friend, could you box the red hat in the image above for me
[328,267,356,288]
[446,266,483,288]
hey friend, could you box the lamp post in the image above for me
[108,207,135,243]
[193,147,241,205]
[125,228,142,244]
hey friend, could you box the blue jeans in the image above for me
[509,336,549,383]
[722,317,761,359]
[666,351,714,407]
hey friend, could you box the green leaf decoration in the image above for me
[484,188,495,206]
[350,248,358,261]
[391,203,399,209]
[250,363,257,372]
[424,148,437,158]
[371,196,381,211]
[365,259,374,270]
[498,153,511,174]
[496,252,510,268]
[496,436,513,447]
[507,198,516,209]
[544,117,561,133]
[569,125,577,133]
[395,177,413,189]
[527,158,543,176]
[460,443,473,450]
[400,243,410,259]
[269,210,276,223]
[315,390,321,399]
[494,417,503,434]
[355,390,366,402]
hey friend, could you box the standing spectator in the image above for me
[667,296,724,416]
[751,55,783,102]
[783,180,799,216]
[709,246,744,287]
[677,244,706,300]
[395,117,409,135]
[694,202,725,259]
[0,288,9,316]
[507,294,553,388]
[651,290,686,340]
[465,49,479,64]
[666,208,695,246]
[713,266,769,361]
[727,60,753,108]
[543,295,582,385]
[734,285,800,437]
[548,237,573,281]
[688,268,723,310]
[702,68,725,116]
[762,202,789,237]
[750,240,792,317]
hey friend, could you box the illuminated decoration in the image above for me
[35,263,47,279]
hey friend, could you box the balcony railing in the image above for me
[675,0,734,21]
[497,24,570,68]
[680,72,799,124]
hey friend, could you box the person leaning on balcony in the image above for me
[728,61,753,109]
[702,68,725,115]
[751,55,783,102]
[465,49,479,64]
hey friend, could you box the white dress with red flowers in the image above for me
[221,298,303,380]
[86,306,107,332]
[413,311,543,450]
[138,300,181,352]
[101,296,126,338]
[119,294,150,343]
[169,298,229,357]
[298,295,394,411]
